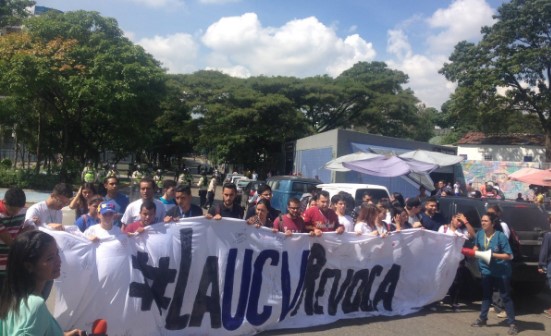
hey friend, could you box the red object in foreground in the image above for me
[461,247,476,258]
[91,319,108,336]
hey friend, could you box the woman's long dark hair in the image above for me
[0,231,55,319]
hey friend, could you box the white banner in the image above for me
[45,218,464,335]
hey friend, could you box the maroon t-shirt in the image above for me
[302,206,340,232]
[273,215,305,233]
[123,220,144,233]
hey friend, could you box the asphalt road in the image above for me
[259,290,551,336]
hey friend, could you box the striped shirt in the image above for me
[0,202,28,275]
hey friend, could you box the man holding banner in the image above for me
[303,190,344,235]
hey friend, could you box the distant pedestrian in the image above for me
[206,175,217,209]
[197,172,208,208]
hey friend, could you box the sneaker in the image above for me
[497,311,508,318]
[508,324,518,335]
[451,304,460,312]
[543,309,551,319]
[489,307,496,312]
[471,319,487,327]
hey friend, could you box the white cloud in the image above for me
[201,13,376,77]
[387,29,412,60]
[386,0,496,109]
[426,0,495,53]
[137,33,199,73]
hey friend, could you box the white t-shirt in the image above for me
[354,221,374,234]
[84,224,123,240]
[408,214,420,226]
[24,201,62,227]
[338,215,354,232]
[121,199,166,225]
[438,224,469,239]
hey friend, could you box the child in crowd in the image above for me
[84,201,122,241]
[74,195,103,232]
[123,200,157,235]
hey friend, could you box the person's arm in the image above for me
[493,232,513,261]
[69,187,83,210]
[456,214,475,239]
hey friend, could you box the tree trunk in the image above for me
[546,131,551,163]
[34,109,41,174]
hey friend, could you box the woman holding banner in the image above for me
[0,230,86,335]
[470,212,518,335]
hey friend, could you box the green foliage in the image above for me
[0,0,34,29]
[1,10,434,174]
[0,168,60,190]
[0,158,12,169]
[440,0,551,153]
[0,10,166,172]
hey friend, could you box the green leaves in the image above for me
[440,0,550,150]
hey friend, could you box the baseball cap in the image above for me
[99,201,117,215]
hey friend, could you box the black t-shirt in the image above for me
[208,203,244,219]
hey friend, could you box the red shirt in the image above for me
[123,220,144,234]
[302,206,340,232]
[273,215,305,233]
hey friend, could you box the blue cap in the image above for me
[99,201,117,215]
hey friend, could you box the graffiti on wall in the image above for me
[461,160,540,200]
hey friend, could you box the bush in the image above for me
[0,159,12,169]
[0,168,62,191]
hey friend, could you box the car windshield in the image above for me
[237,180,250,187]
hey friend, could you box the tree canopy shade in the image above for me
[0,10,166,175]
[440,0,551,157]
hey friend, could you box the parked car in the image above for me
[240,180,266,212]
[225,174,246,185]
[437,196,549,293]
[266,176,322,214]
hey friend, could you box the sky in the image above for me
[35,0,509,110]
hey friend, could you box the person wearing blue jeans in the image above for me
[471,212,518,335]
[538,224,551,318]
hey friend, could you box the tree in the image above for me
[0,11,166,176]
[440,0,551,159]
[0,0,34,30]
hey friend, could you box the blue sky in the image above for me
[35,0,509,109]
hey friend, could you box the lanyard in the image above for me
[484,232,495,250]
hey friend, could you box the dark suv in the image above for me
[437,196,549,293]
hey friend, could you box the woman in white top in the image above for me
[438,213,475,311]
[438,213,475,239]
[354,204,382,236]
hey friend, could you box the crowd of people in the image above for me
[1,173,551,335]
